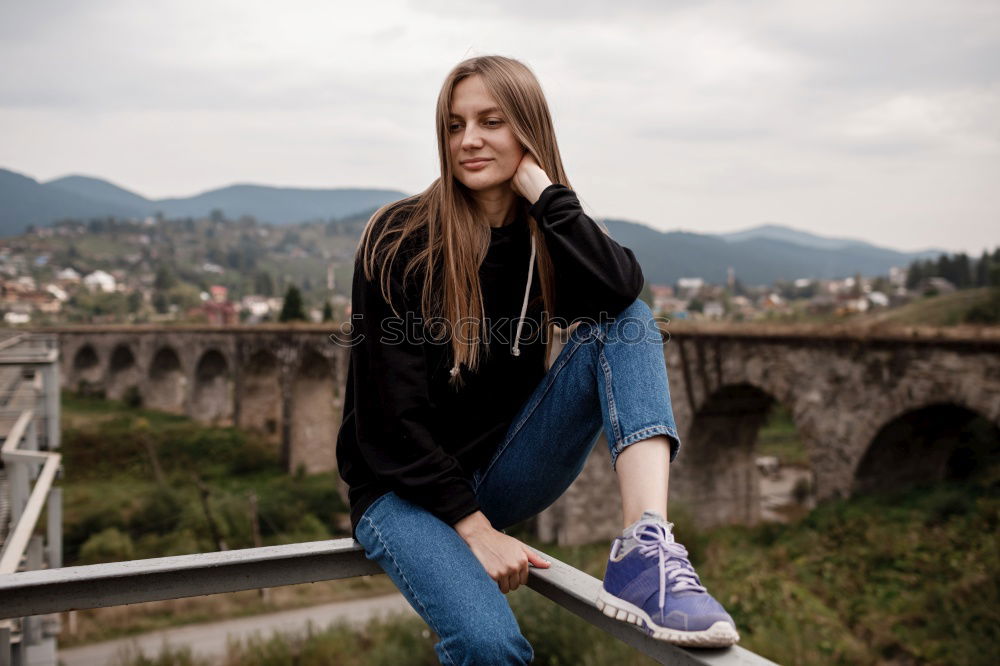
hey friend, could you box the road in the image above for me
[58,592,417,666]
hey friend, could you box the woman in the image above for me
[335,55,739,664]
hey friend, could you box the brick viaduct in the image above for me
[45,323,1000,544]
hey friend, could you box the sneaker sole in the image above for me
[596,587,740,648]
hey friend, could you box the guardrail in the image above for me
[0,411,62,576]
[0,539,776,665]
[0,334,63,666]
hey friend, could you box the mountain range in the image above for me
[0,167,945,285]
[0,167,406,232]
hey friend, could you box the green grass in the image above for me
[755,402,809,466]
[863,287,1000,327]
[690,466,1000,665]
[56,392,402,647]
[728,287,1000,329]
[57,391,348,566]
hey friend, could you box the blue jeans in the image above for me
[354,298,681,665]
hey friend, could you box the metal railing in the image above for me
[0,333,63,666]
[0,539,776,665]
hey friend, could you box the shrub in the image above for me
[79,527,135,564]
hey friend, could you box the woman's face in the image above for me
[448,74,525,196]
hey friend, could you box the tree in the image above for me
[322,301,334,322]
[953,252,972,288]
[965,287,1000,324]
[254,270,274,297]
[279,285,306,322]
[907,258,938,289]
[976,250,992,287]
[152,291,169,314]
[991,264,1000,288]
[871,276,892,294]
[127,291,144,314]
[936,254,951,284]
[154,266,177,290]
[167,284,202,312]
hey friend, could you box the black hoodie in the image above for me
[335,183,644,539]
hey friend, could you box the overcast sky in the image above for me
[1,0,997,253]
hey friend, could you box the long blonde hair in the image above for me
[357,55,571,389]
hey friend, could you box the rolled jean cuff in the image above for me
[609,424,682,471]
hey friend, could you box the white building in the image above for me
[83,270,117,293]
[241,295,273,319]
[703,301,725,319]
[676,277,704,299]
[56,267,81,282]
[4,306,31,324]
[14,276,36,291]
[867,291,890,308]
[45,284,68,301]
[677,277,704,290]
[201,262,224,274]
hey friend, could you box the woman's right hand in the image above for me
[454,511,551,593]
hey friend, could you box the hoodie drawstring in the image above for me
[511,233,536,358]
[450,233,536,377]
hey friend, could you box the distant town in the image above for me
[1,211,997,328]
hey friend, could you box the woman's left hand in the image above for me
[511,152,552,205]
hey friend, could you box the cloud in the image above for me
[0,0,996,252]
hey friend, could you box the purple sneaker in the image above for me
[597,517,739,647]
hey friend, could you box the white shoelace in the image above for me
[631,519,708,612]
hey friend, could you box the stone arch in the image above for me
[240,349,281,443]
[853,402,1000,495]
[191,349,233,425]
[671,382,809,527]
[290,348,337,475]
[107,343,140,401]
[71,344,102,391]
[146,346,186,413]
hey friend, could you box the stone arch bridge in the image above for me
[53,325,349,477]
[45,323,1000,542]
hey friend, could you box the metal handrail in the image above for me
[0,333,63,664]
[0,336,27,353]
[0,539,776,665]
[0,409,61,574]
